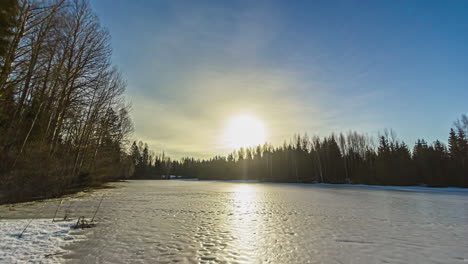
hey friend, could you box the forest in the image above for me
[132,115,468,188]
[0,0,134,203]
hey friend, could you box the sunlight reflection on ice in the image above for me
[228,184,264,262]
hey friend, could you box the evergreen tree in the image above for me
[130,141,141,168]
[448,128,459,158]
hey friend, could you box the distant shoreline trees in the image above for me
[135,115,468,188]
[0,0,134,203]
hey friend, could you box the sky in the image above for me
[90,0,468,159]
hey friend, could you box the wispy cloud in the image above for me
[115,0,381,158]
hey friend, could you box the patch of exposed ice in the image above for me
[0,219,82,263]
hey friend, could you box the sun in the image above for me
[223,114,267,149]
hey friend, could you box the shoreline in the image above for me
[3,177,467,206]
[0,180,126,206]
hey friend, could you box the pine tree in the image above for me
[413,139,429,184]
[457,128,468,186]
[142,144,150,176]
[130,141,141,168]
[448,128,466,186]
[457,128,468,160]
[448,128,459,159]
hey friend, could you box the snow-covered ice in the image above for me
[66,180,468,264]
[2,180,468,263]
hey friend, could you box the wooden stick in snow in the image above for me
[18,204,45,238]
[91,195,105,223]
[52,199,63,222]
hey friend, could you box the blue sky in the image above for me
[90,0,468,158]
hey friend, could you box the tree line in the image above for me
[0,0,134,203]
[134,115,468,188]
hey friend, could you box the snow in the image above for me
[0,219,82,263]
[65,180,468,263]
[2,180,467,263]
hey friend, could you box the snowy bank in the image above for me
[0,219,82,263]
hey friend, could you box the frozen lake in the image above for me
[2,180,468,263]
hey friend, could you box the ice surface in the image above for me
[67,181,468,263]
[2,180,468,263]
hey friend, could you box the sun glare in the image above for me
[223,114,267,150]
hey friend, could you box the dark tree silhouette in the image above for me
[138,116,468,188]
